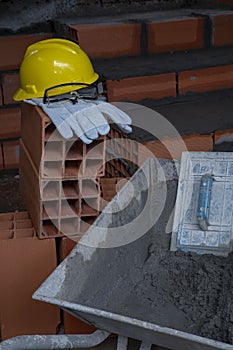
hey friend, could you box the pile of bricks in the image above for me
[20,102,106,239]
[19,101,136,239]
[0,211,60,339]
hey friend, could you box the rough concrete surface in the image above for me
[128,89,233,142]
[0,0,188,34]
[0,170,26,213]
[0,0,231,34]
[134,248,233,344]
[94,47,233,80]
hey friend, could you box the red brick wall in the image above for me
[0,33,52,170]
[1,11,233,169]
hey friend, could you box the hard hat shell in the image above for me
[13,38,99,101]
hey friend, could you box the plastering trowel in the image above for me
[170,151,233,256]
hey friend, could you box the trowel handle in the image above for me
[197,174,213,231]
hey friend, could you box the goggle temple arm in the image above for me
[43,82,96,105]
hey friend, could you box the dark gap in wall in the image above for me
[0,143,4,169]
[140,22,148,56]
[190,12,212,48]
[0,86,3,106]
[175,72,179,96]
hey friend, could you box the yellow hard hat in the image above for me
[13,38,99,101]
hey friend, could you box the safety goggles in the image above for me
[43,81,104,105]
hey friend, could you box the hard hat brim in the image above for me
[13,72,100,102]
[13,88,31,102]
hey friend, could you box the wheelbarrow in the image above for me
[1,158,233,350]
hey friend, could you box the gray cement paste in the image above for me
[135,245,233,344]
[58,177,233,345]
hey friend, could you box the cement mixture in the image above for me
[132,246,233,344]
[65,179,233,345]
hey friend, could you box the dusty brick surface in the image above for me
[178,65,233,94]
[2,73,20,105]
[212,14,233,47]
[0,108,21,139]
[2,140,20,169]
[0,34,53,70]
[69,23,141,58]
[139,134,213,161]
[107,73,176,102]
[0,228,60,340]
[147,17,205,54]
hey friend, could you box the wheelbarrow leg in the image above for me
[116,337,151,350]
[117,336,128,350]
[139,342,152,350]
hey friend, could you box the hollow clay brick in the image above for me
[20,139,101,238]
[148,17,205,54]
[107,73,176,102]
[139,133,213,162]
[21,102,106,179]
[20,139,43,236]
[0,34,53,70]
[68,23,141,58]
[0,108,21,139]
[178,65,233,94]
[212,14,233,47]
[59,236,96,334]
[2,73,20,105]
[3,140,20,169]
[0,213,60,340]
[21,102,52,175]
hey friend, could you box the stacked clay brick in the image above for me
[0,211,60,340]
[20,102,135,238]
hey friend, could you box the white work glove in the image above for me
[24,98,132,144]
[90,100,132,134]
